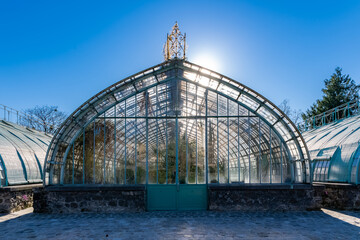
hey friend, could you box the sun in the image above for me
[192,53,221,72]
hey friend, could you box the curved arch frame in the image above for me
[44,60,310,185]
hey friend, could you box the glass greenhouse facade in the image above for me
[44,60,310,187]
[303,112,360,184]
[0,120,51,187]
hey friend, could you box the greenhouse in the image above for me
[40,24,310,211]
[44,58,309,187]
[302,102,360,184]
[0,120,51,187]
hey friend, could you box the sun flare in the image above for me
[192,53,221,72]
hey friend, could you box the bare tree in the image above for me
[278,99,291,116]
[278,99,302,125]
[21,106,67,134]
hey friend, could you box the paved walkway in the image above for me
[0,208,360,239]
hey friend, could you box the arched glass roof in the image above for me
[303,114,360,184]
[0,120,51,187]
[44,60,309,186]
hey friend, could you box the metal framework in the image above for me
[298,99,360,132]
[44,59,310,186]
[303,112,360,184]
[0,120,51,187]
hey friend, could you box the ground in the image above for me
[0,208,359,239]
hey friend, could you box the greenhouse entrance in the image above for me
[146,117,208,211]
[147,185,207,210]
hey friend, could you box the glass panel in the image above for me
[187,119,196,184]
[136,119,146,184]
[104,119,115,184]
[229,118,239,183]
[73,132,83,184]
[126,119,136,184]
[63,144,73,184]
[148,119,158,184]
[218,118,228,183]
[157,119,167,184]
[197,119,206,184]
[207,118,218,183]
[84,123,94,184]
[178,119,187,184]
[260,120,270,183]
[166,119,176,184]
[94,119,104,184]
[115,119,125,184]
[282,142,292,183]
[249,117,260,183]
[271,130,281,183]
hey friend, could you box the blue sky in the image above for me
[1,0,360,115]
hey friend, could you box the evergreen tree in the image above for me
[302,67,359,120]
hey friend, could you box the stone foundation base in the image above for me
[313,183,360,210]
[33,186,146,213]
[31,183,360,213]
[208,184,321,211]
[0,184,42,213]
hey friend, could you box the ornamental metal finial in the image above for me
[163,22,187,61]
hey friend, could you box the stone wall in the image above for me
[0,184,42,213]
[31,183,360,213]
[208,183,360,211]
[208,184,322,211]
[33,186,146,213]
[313,183,360,210]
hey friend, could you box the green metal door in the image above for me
[147,184,207,211]
[146,117,208,211]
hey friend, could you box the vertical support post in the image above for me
[259,117,262,184]
[227,98,230,184]
[196,118,198,184]
[313,116,315,129]
[155,85,158,184]
[205,90,208,184]
[0,154,8,187]
[280,142,283,183]
[93,120,96,184]
[217,94,219,183]
[114,106,116,184]
[269,126,272,184]
[124,101,127,184]
[195,85,198,184]
[135,95,137,184]
[156,117,159,184]
[146,92,149,185]
[72,143,74,184]
[83,128,85,184]
[166,118,168,184]
[248,113,251,183]
[237,105,240,182]
[334,108,337,121]
[185,82,188,183]
[186,118,188,183]
[176,118,179,185]
[183,33,186,59]
[103,114,106,184]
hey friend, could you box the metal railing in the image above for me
[0,104,44,130]
[298,99,360,132]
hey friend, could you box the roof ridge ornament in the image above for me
[163,22,187,61]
